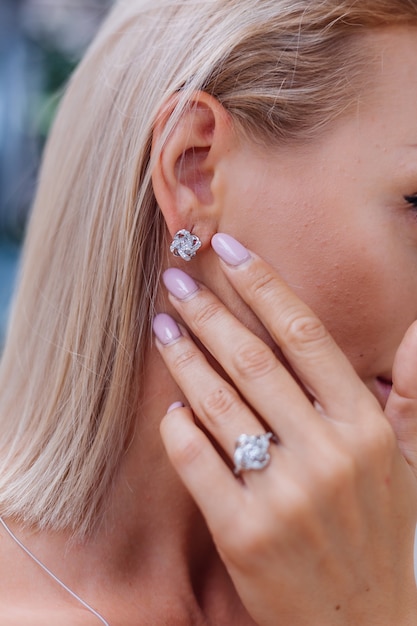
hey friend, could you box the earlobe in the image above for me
[151,91,234,244]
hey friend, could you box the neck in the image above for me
[0,345,255,625]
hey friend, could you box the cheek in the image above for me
[241,208,401,372]
[279,234,416,378]
[297,254,381,360]
[220,175,415,376]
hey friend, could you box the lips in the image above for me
[375,376,393,407]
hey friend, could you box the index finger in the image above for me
[211,233,373,419]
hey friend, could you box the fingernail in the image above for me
[211,233,251,266]
[163,268,199,300]
[153,313,182,345]
[167,401,185,413]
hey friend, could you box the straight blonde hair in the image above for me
[0,0,416,536]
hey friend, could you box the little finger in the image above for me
[160,404,244,531]
[153,313,274,464]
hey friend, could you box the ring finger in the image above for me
[153,312,274,467]
[160,270,324,447]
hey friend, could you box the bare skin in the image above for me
[157,246,417,626]
[0,349,253,626]
[1,26,417,625]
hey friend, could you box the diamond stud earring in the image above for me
[170,229,202,261]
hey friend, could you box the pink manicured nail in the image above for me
[153,313,182,345]
[211,233,251,266]
[167,401,185,413]
[163,268,199,300]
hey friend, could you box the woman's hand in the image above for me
[153,233,417,626]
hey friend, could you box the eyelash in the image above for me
[405,194,417,208]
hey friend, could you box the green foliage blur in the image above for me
[0,0,113,347]
[34,43,77,141]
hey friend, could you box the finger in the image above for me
[385,321,417,472]
[160,404,243,532]
[160,271,321,445]
[211,233,374,420]
[153,313,272,459]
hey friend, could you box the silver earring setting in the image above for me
[170,229,202,261]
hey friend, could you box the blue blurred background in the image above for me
[0,0,113,349]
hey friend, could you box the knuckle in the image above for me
[280,485,314,523]
[250,270,281,301]
[201,385,240,426]
[283,311,330,353]
[192,301,223,332]
[308,439,358,494]
[232,342,277,380]
[169,435,204,470]
[323,450,357,491]
[225,519,269,564]
[170,347,200,376]
[360,418,397,461]
[240,524,269,557]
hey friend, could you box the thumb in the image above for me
[385,321,417,473]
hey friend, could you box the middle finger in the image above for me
[162,268,322,446]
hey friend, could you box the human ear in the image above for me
[151,91,236,248]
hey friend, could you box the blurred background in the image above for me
[0,0,113,349]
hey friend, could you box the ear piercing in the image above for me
[170,229,201,261]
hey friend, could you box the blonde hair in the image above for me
[0,0,416,536]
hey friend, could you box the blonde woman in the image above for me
[1,0,417,623]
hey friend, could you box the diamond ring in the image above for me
[233,432,274,475]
